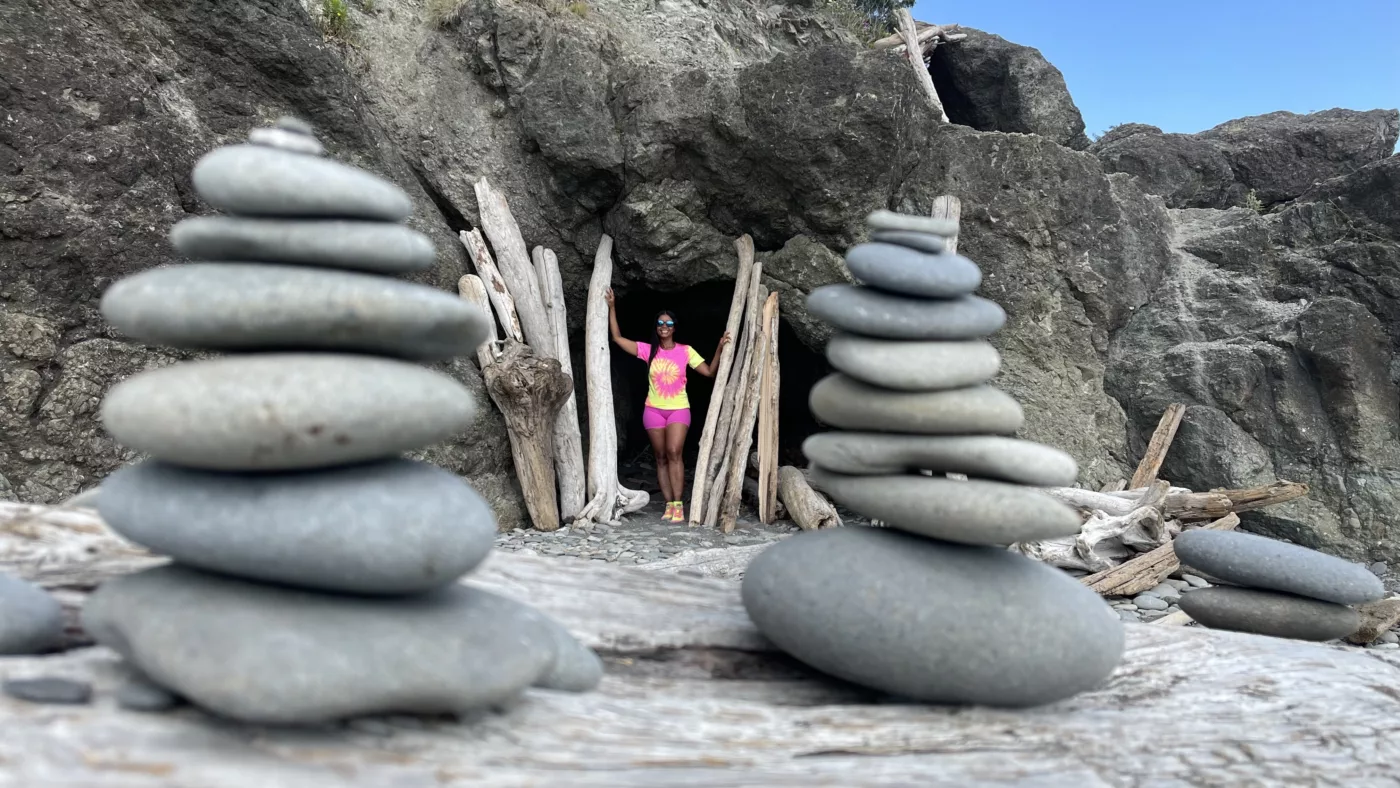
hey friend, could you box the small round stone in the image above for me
[869,230,946,254]
[866,209,959,237]
[810,374,1024,435]
[741,526,1124,707]
[3,677,92,705]
[802,433,1078,487]
[1179,586,1360,642]
[808,467,1081,545]
[0,573,65,655]
[1133,594,1169,611]
[1174,529,1383,605]
[844,243,981,298]
[170,216,436,273]
[100,354,475,471]
[192,144,412,221]
[248,127,325,156]
[826,334,1000,391]
[807,285,1006,340]
[98,458,497,594]
[275,116,316,136]
[116,675,182,712]
[101,263,488,361]
[1182,574,1210,588]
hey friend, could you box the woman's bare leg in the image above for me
[647,427,674,503]
[664,423,688,506]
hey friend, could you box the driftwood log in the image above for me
[689,240,758,524]
[1082,513,1241,596]
[457,275,502,366]
[458,229,523,343]
[755,292,780,524]
[533,245,587,520]
[577,235,648,525]
[483,340,572,532]
[777,465,841,531]
[3,503,1400,786]
[472,178,551,350]
[700,272,765,527]
[715,291,778,533]
[896,10,949,122]
[931,194,961,255]
[1129,403,1185,489]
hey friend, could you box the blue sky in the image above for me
[912,0,1400,140]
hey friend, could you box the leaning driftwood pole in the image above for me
[897,9,949,123]
[472,178,552,349]
[689,238,757,523]
[1130,403,1186,489]
[717,291,779,533]
[756,296,781,524]
[533,245,587,521]
[703,280,768,527]
[459,230,523,343]
[577,235,649,525]
[931,195,961,255]
[778,465,840,531]
[457,274,501,367]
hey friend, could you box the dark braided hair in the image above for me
[647,310,676,365]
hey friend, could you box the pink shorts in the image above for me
[643,406,691,430]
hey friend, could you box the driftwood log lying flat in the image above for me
[777,465,840,531]
[3,503,1400,785]
[1081,513,1241,596]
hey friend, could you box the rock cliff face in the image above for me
[3,0,1398,559]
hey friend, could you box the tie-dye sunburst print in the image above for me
[636,342,705,409]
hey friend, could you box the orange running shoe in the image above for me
[663,501,677,521]
[673,502,686,522]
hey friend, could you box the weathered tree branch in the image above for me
[756,295,780,524]
[777,465,841,531]
[717,292,778,533]
[1080,513,1241,596]
[472,178,551,350]
[698,264,764,526]
[931,195,961,255]
[533,245,587,521]
[896,10,949,122]
[483,340,572,532]
[458,229,523,343]
[457,274,502,367]
[1129,403,1185,489]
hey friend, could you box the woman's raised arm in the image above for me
[605,288,638,357]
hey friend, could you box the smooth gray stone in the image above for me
[826,334,1000,391]
[1133,594,1169,611]
[101,263,488,361]
[0,573,65,655]
[100,354,475,471]
[866,209,959,237]
[171,216,436,273]
[810,374,1024,435]
[98,458,497,594]
[807,285,1006,340]
[116,675,182,712]
[192,144,413,221]
[869,230,946,254]
[741,527,1124,707]
[1174,529,1383,605]
[808,467,1081,545]
[248,127,325,156]
[2,677,92,705]
[82,565,601,725]
[275,116,315,136]
[802,432,1078,487]
[845,243,981,298]
[1179,586,1360,642]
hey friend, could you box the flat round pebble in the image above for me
[1182,574,1210,588]
[1133,594,1169,611]
[192,144,413,221]
[0,573,65,655]
[101,354,475,471]
[101,263,487,361]
[116,675,182,712]
[741,526,1123,707]
[275,116,316,136]
[1174,529,1383,605]
[802,432,1077,487]
[869,230,946,254]
[84,565,601,725]
[809,467,1081,545]
[3,677,92,705]
[99,458,497,594]
[248,127,325,156]
[866,209,959,237]
[1179,586,1360,642]
[844,243,981,298]
[808,286,1006,341]
[171,216,436,273]
[810,375,1024,435]
[825,335,1000,391]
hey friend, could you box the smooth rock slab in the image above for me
[825,334,1000,391]
[98,458,497,594]
[101,354,475,471]
[869,230,946,254]
[741,526,1123,707]
[0,573,65,655]
[1174,529,1383,605]
[802,432,1078,487]
[101,263,488,361]
[1179,587,1360,642]
[807,285,1005,340]
[808,467,1081,545]
[2,677,93,705]
[866,209,959,238]
[810,375,1024,435]
[82,565,603,725]
[844,243,981,298]
[192,144,413,221]
[170,216,436,273]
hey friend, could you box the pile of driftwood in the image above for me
[1012,404,1310,597]
[876,10,967,124]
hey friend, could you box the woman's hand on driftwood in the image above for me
[604,287,616,310]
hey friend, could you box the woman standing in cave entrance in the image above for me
[606,288,730,523]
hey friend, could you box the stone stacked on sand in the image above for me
[1175,530,1381,641]
[85,119,601,724]
[743,210,1124,708]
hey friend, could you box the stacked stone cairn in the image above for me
[84,118,602,724]
[742,210,1125,707]
[1175,530,1382,641]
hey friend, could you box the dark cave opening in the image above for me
[926,51,982,131]
[609,281,829,478]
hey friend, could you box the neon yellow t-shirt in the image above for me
[636,342,705,410]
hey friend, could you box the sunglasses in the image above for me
[657,319,675,327]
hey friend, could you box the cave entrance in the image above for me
[610,281,828,486]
